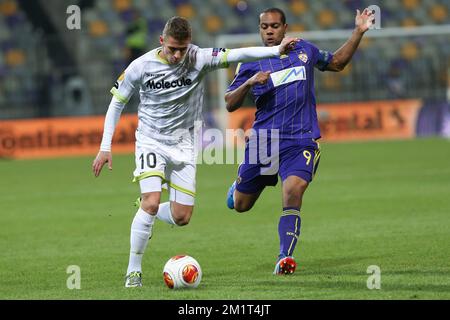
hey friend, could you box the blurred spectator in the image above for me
[125,10,148,65]
[1,0,449,119]
[385,59,409,98]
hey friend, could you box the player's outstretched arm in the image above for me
[325,8,374,72]
[226,36,299,64]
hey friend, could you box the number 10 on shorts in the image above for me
[139,152,157,169]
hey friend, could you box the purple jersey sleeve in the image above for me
[226,62,256,92]
[302,39,333,71]
[311,43,333,71]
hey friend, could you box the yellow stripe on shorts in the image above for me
[132,171,166,183]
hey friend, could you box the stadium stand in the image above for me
[0,0,449,118]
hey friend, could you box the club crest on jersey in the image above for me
[298,53,308,63]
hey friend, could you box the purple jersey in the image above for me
[227,40,333,140]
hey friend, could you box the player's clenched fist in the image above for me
[247,71,271,86]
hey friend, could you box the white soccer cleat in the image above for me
[125,271,143,287]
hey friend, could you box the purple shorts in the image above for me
[235,137,321,194]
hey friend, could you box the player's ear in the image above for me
[159,35,164,45]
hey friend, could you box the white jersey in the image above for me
[111,45,229,138]
[100,43,281,151]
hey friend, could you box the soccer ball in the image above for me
[163,255,202,289]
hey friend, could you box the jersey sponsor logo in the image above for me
[145,77,193,90]
[270,66,306,87]
[212,48,226,56]
[145,72,166,78]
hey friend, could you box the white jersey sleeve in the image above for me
[98,60,141,152]
[99,96,125,152]
[110,60,141,104]
[197,45,280,71]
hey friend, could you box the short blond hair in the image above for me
[162,16,192,41]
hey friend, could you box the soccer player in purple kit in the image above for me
[225,8,375,274]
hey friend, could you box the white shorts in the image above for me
[133,130,196,206]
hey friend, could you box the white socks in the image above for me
[126,208,155,275]
[156,202,176,225]
[126,202,177,275]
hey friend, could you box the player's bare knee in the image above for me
[174,214,191,226]
[141,202,159,215]
[172,206,193,226]
[299,179,309,191]
[174,215,190,226]
[234,200,252,213]
[286,178,308,194]
[283,180,309,207]
[140,195,160,215]
[284,188,302,203]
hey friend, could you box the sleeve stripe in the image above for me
[235,62,242,75]
[219,49,231,68]
[110,87,129,104]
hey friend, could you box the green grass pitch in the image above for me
[0,138,449,299]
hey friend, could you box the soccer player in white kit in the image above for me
[92,16,298,287]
